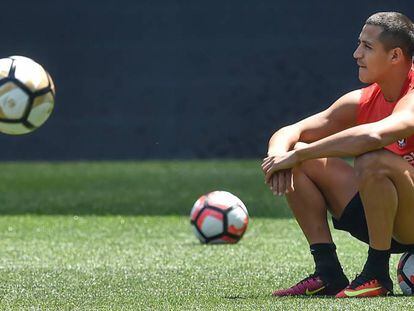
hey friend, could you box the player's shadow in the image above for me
[221,293,410,300]
[293,293,407,299]
[223,294,262,300]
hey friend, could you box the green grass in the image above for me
[0,216,411,310]
[0,161,411,310]
[0,160,288,217]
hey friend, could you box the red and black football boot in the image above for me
[335,273,393,298]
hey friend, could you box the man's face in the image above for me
[353,24,392,84]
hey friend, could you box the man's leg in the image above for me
[336,149,414,298]
[286,157,358,244]
[273,155,358,296]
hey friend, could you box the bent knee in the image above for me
[293,142,309,150]
[354,150,393,178]
[355,149,391,168]
[291,158,329,182]
[291,142,327,174]
[393,230,414,245]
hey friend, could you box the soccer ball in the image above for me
[397,252,414,295]
[190,191,249,244]
[0,55,55,135]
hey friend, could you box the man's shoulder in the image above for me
[335,89,363,107]
[359,83,380,105]
[401,89,414,103]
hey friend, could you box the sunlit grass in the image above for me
[0,161,409,310]
[0,216,410,310]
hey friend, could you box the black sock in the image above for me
[310,243,345,281]
[362,247,391,281]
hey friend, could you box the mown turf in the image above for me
[0,216,411,310]
[0,161,411,310]
[0,160,288,217]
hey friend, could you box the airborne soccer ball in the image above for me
[397,252,414,295]
[190,191,249,244]
[0,55,55,135]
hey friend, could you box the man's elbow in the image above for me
[366,132,384,150]
[269,126,291,142]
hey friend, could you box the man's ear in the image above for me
[390,47,404,63]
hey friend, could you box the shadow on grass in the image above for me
[279,293,408,299]
[223,294,262,300]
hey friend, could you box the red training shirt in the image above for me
[357,66,414,165]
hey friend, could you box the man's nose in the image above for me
[353,45,362,59]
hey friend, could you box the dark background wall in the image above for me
[0,0,412,160]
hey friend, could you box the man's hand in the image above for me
[266,169,294,195]
[261,150,300,194]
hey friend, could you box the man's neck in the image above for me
[378,63,412,102]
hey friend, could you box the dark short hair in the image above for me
[365,12,414,59]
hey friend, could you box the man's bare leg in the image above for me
[287,157,358,244]
[355,150,414,245]
[355,151,398,250]
[272,156,357,296]
[336,149,414,297]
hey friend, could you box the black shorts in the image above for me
[332,193,414,254]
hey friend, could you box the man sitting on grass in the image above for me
[262,12,414,298]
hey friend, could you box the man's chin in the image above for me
[358,74,373,84]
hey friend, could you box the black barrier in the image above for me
[0,0,411,160]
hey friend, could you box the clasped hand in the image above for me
[261,150,299,196]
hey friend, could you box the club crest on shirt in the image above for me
[397,138,407,149]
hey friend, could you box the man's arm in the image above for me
[263,91,414,183]
[267,89,361,156]
[264,89,361,195]
[295,91,414,161]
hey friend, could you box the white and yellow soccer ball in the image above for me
[0,55,55,135]
[190,191,249,244]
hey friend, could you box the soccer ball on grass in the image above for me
[190,191,249,244]
[0,55,55,135]
[397,252,414,295]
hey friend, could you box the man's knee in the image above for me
[294,157,327,178]
[293,142,309,150]
[354,150,392,181]
[291,142,327,176]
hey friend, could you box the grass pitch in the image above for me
[0,161,412,310]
